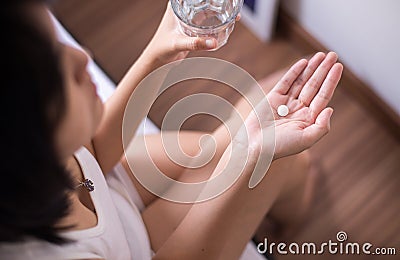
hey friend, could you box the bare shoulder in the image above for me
[66,141,99,180]
[66,141,106,178]
[83,141,97,160]
[71,141,101,171]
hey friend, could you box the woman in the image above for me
[0,0,343,259]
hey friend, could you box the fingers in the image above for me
[303,107,334,148]
[298,52,338,106]
[273,59,308,94]
[309,63,343,116]
[174,37,217,51]
[288,52,326,98]
[236,13,241,21]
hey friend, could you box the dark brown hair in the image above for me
[0,0,74,244]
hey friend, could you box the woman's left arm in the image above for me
[90,3,217,173]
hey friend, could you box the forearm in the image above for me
[93,52,167,173]
[153,142,276,259]
[90,2,218,173]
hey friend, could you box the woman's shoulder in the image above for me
[71,146,105,182]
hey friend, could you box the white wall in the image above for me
[281,0,400,114]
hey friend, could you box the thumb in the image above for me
[315,107,334,131]
[174,37,217,51]
[303,107,334,147]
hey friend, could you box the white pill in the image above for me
[277,105,289,117]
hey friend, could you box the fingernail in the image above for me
[328,108,334,118]
[206,39,215,48]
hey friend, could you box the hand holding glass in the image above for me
[170,0,244,50]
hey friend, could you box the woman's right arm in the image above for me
[153,138,270,259]
[153,54,342,259]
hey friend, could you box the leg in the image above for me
[121,131,226,207]
[120,67,286,207]
[142,151,310,252]
[253,150,315,242]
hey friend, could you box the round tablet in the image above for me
[277,105,289,117]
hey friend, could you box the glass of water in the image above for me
[170,0,244,50]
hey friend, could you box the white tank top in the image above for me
[0,147,153,259]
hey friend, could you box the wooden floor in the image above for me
[51,1,400,259]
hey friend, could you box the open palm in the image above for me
[267,52,343,158]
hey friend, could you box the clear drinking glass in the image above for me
[170,0,244,50]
